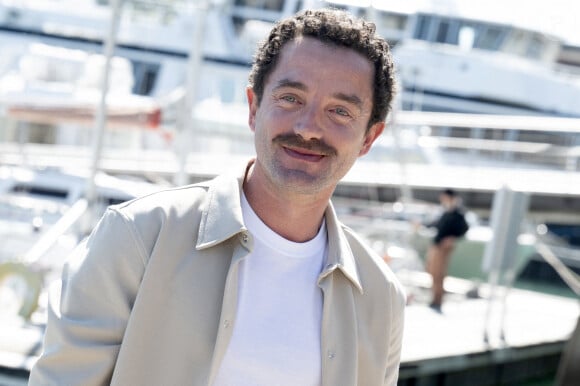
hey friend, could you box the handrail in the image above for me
[391,111,580,133]
[535,241,580,297]
[20,198,88,264]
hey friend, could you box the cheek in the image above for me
[259,109,293,135]
[337,130,366,152]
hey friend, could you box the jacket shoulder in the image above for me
[102,180,216,254]
[114,181,211,215]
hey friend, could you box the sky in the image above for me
[344,0,580,45]
[14,1,580,46]
[446,0,580,46]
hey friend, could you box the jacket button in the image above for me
[241,233,248,243]
[327,351,336,359]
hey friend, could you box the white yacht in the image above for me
[0,0,578,213]
[1,0,579,112]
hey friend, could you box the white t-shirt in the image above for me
[213,193,327,386]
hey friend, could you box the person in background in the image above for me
[29,8,406,386]
[425,188,469,312]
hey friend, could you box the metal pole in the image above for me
[85,0,123,207]
[174,0,209,186]
[482,187,530,343]
[21,199,89,264]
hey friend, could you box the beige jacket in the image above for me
[29,169,406,386]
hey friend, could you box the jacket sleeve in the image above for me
[28,208,147,386]
[384,283,406,386]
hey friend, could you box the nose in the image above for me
[293,104,323,141]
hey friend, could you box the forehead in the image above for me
[266,37,375,97]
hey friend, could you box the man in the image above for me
[29,9,406,386]
[425,189,469,312]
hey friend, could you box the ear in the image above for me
[359,121,385,156]
[246,86,258,132]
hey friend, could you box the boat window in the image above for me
[435,20,450,43]
[476,26,505,51]
[414,14,433,41]
[447,21,461,45]
[234,0,284,11]
[501,29,529,57]
[11,185,68,200]
[527,33,546,60]
[131,61,160,96]
[377,12,407,32]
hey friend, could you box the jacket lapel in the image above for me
[319,272,358,386]
[318,202,362,385]
[196,173,246,250]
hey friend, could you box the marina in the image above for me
[0,0,579,385]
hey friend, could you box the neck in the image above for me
[243,162,330,243]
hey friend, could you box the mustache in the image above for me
[273,134,337,156]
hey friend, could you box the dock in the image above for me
[0,272,578,385]
[398,273,579,385]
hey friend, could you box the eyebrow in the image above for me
[273,78,364,110]
[273,78,307,92]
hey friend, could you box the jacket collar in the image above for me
[320,202,363,294]
[196,160,363,293]
[195,168,246,250]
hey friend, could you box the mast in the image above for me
[84,0,122,231]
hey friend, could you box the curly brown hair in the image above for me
[248,8,396,130]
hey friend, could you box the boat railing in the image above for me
[552,62,580,79]
[390,111,580,172]
[19,198,88,265]
[534,240,580,297]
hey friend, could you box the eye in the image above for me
[333,107,351,117]
[281,95,298,103]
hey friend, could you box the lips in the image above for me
[273,134,337,162]
[283,146,326,161]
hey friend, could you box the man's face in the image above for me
[247,37,384,196]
